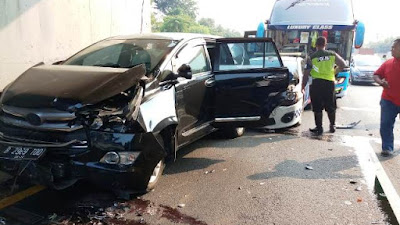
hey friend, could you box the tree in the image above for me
[152,0,241,37]
[154,0,198,19]
[160,15,196,33]
[151,14,162,32]
[198,18,241,37]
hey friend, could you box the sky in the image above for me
[197,0,400,44]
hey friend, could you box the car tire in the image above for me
[220,127,245,139]
[146,159,165,191]
[146,127,176,191]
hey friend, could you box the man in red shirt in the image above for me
[373,38,400,157]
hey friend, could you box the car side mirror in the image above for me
[177,64,192,79]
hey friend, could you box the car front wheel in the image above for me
[146,159,165,191]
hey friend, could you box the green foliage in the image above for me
[198,18,241,37]
[154,0,198,19]
[152,0,241,37]
[151,14,162,32]
[160,15,196,32]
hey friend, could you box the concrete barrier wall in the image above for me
[0,0,151,90]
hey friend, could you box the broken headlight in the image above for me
[100,151,140,165]
[280,85,301,106]
[85,86,143,133]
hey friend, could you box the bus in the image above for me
[259,0,365,98]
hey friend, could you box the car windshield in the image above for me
[63,39,178,73]
[354,55,382,67]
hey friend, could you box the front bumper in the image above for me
[352,75,375,83]
[0,125,166,191]
[265,98,303,129]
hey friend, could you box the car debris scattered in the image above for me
[305,165,314,170]
[336,120,361,129]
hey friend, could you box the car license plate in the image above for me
[0,146,46,160]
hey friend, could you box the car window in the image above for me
[216,41,282,71]
[175,45,210,75]
[63,39,178,73]
[354,55,382,67]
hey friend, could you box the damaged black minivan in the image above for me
[0,33,289,192]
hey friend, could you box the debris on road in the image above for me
[355,186,362,191]
[0,217,6,225]
[204,169,216,175]
[344,201,352,205]
[336,120,361,129]
[379,193,387,198]
[349,180,357,184]
[238,186,243,190]
[305,165,314,170]
[178,204,186,208]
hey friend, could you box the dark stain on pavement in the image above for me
[301,131,336,142]
[160,204,208,225]
[247,156,361,181]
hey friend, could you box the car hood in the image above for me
[1,64,146,109]
[354,65,379,72]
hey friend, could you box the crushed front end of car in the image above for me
[0,64,167,191]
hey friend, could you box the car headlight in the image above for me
[336,77,346,84]
[280,91,300,106]
[286,91,297,101]
[352,68,361,76]
[100,151,140,165]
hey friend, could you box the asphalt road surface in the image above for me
[1,83,400,225]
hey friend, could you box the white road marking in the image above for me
[343,135,400,222]
[340,106,379,113]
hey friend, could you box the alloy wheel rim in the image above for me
[149,160,162,184]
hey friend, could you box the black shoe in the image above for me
[381,150,394,157]
[309,127,323,135]
[329,125,335,133]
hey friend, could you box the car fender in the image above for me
[138,86,178,133]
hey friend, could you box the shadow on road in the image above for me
[247,155,361,180]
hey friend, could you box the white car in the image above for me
[265,56,311,129]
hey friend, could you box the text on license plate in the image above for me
[1,146,45,160]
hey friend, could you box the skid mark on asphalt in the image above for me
[342,135,400,223]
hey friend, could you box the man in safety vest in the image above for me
[302,36,346,135]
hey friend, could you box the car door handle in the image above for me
[263,73,287,80]
[205,78,216,87]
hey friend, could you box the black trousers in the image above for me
[310,78,336,113]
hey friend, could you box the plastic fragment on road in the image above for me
[355,186,362,191]
[178,204,185,208]
[349,180,357,184]
[344,201,352,205]
[336,120,361,129]
[305,165,314,170]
